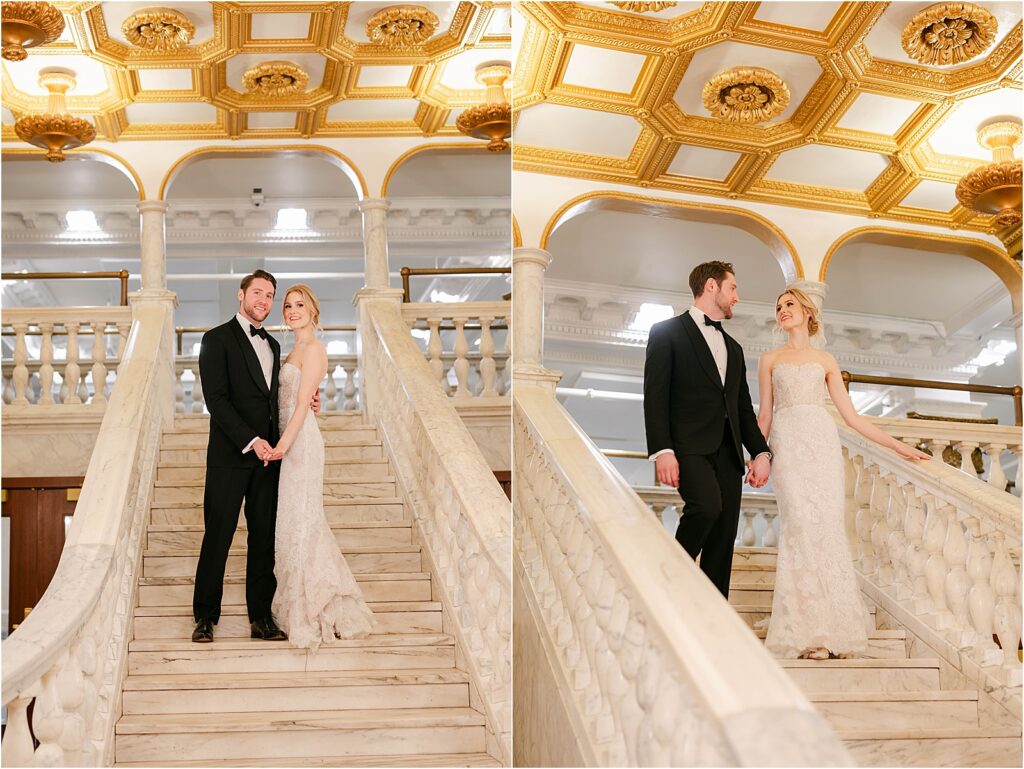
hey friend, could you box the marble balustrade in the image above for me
[1,299,174,767]
[635,486,780,547]
[839,419,1022,719]
[1,308,133,407]
[865,415,1023,495]
[402,301,511,400]
[514,381,850,766]
[360,298,512,764]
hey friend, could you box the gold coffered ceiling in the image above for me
[1,1,511,141]
[513,1,1023,242]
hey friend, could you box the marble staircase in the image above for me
[114,413,501,768]
[731,546,1022,768]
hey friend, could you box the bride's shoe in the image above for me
[798,647,830,660]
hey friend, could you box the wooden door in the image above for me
[2,477,81,635]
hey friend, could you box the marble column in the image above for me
[358,198,391,290]
[137,201,169,292]
[513,247,561,392]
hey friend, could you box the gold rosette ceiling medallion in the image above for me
[901,2,997,66]
[243,61,309,97]
[366,5,439,50]
[15,67,96,162]
[702,67,790,124]
[457,61,511,152]
[955,117,1022,229]
[121,7,194,51]
[608,2,678,12]
[1,1,64,61]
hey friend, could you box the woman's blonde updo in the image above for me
[776,287,820,336]
[282,283,321,330]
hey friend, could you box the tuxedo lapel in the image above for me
[228,319,270,396]
[680,313,723,391]
[723,332,741,393]
[268,334,280,397]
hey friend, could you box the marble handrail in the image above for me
[635,487,780,547]
[514,381,851,766]
[1,299,173,767]
[361,298,511,764]
[1,307,133,407]
[838,419,1022,719]
[402,300,511,399]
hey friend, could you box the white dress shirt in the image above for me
[236,313,273,454]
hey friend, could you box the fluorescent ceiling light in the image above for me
[275,208,307,230]
[630,302,674,332]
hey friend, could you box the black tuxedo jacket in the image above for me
[643,312,769,465]
[199,319,280,468]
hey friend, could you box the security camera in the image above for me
[251,188,264,208]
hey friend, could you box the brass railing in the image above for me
[841,370,1022,426]
[1,270,130,306]
[399,266,511,302]
[174,324,357,354]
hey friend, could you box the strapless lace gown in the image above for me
[272,362,375,651]
[764,362,868,658]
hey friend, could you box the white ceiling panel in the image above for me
[898,179,958,211]
[4,54,109,96]
[563,44,646,94]
[327,98,419,121]
[485,7,512,36]
[929,86,1024,161]
[247,112,297,129]
[250,13,311,39]
[667,145,741,179]
[516,103,641,157]
[752,2,842,31]
[2,107,14,124]
[440,48,511,90]
[357,65,415,88]
[675,42,823,124]
[124,102,217,124]
[864,1,1022,70]
[837,92,921,134]
[137,68,193,91]
[766,144,889,189]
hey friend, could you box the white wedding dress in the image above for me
[764,362,868,658]
[272,362,376,651]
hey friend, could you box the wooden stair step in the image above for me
[115,751,502,767]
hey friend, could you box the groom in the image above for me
[192,269,292,643]
[643,261,771,598]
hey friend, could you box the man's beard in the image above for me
[243,300,270,323]
[716,294,733,319]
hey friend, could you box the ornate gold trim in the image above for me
[512,214,522,248]
[701,67,790,123]
[2,1,65,61]
[1,146,146,198]
[158,144,368,200]
[901,2,998,66]
[121,6,195,51]
[380,141,490,197]
[608,2,679,12]
[539,190,803,282]
[242,61,310,97]
[366,5,440,50]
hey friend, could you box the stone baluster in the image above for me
[3,369,14,403]
[324,364,338,411]
[77,369,89,403]
[116,320,130,369]
[1013,445,1022,495]
[925,438,948,467]
[174,366,185,413]
[63,321,82,404]
[11,321,30,404]
[963,517,1001,666]
[855,463,879,573]
[884,478,908,592]
[942,513,971,643]
[33,664,67,764]
[342,363,358,410]
[191,364,204,414]
[479,316,498,397]
[427,318,444,386]
[954,440,979,476]
[981,443,1007,490]
[90,322,108,405]
[902,490,929,608]
[452,318,471,398]
[56,641,87,764]
[2,692,37,763]
[762,507,779,548]
[923,500,954,629]
[38,321,55,405]
[496,355,508,396]
[739,508,757,547]
[990,533,1023,671]
[871,472,895,586]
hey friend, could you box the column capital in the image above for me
[137,200,169,215]
[513,246,552,270]
[353,287,404,306]
[787,279,828,307]
[357,197,391,212]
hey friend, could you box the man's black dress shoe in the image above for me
[192,618,214,643]
[250,616,287,640]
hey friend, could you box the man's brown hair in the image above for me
[240,269,277,292]
[688,261,734,298]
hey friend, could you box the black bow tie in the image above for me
[703,315,723,332]
[249,324,268,340]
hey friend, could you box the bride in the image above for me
[266,284,376,650]
[756,288,930,660]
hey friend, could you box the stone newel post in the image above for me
[513,247,561,392]
[358,198,392,290]
[137,200,169,292]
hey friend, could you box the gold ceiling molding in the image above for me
[121,6,195,51]
[701,66,790,124]
[365,5,440,50]
[955,118,1022,228]
[457,61,511,151]
[242,61,309,96]
[901,2,997,67]
[608,2,678,13]
[1,1,65,61]
[14,67,95,162]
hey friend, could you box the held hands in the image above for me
[266,440,290,463]
[745,454,771,488]
[252,438,274,467]
[655,453,680,488]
